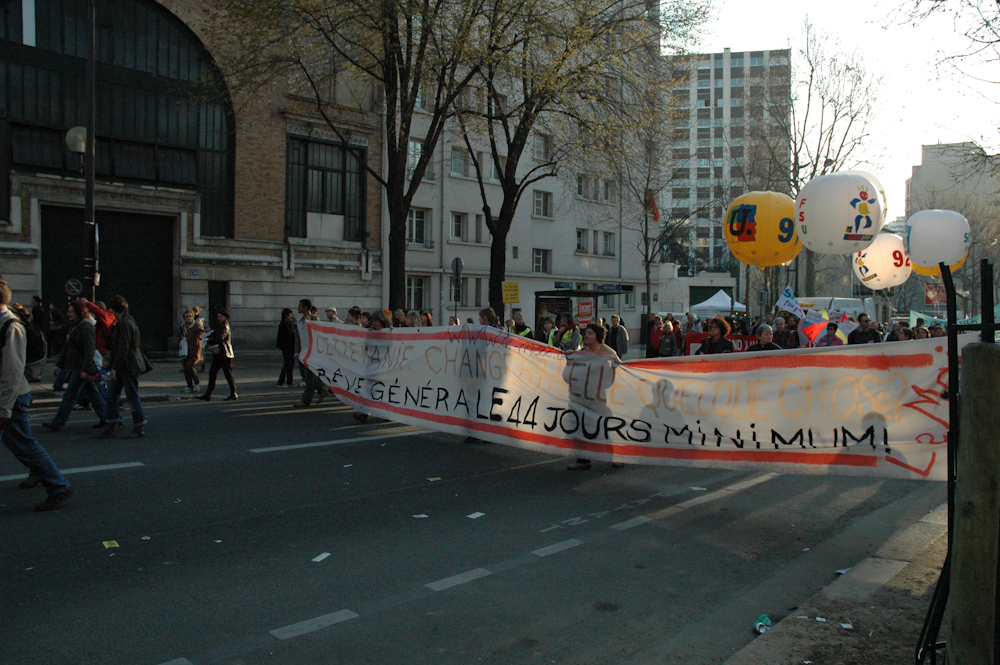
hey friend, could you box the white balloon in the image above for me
[904,209,971,268]
[842,170,889,221]
[796,173,884,254]
[853,233,912,290]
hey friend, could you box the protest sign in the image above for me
[302,323,969,481]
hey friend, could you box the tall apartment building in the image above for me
[663,47,792,309]
[0,0,384,349]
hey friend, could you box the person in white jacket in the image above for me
[0,280,73,511]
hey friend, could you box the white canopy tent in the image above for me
[690,289,746,314]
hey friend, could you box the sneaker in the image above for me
[276,382,285,388]
[18,473,41,489]
[192,385,200,392]
[299,381,306,387]
[567,461,591,471]
[35,487,73,511]
[72,404,86,411]
[41,422,64,432]
[182,387,193,393]
[132,425,145,438]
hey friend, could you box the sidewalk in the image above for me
[724,503,949,665]
[29,352,288,407]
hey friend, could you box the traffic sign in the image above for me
[502,281,520,304]
[65,278,83,297]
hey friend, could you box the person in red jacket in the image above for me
[82,299,116,356]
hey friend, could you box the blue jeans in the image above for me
[2,393,70,491]
[52,371,107,426]
[53,366,72,390]
[105,373,146,427]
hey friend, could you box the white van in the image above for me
[797,297,876,321]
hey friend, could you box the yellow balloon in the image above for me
[723,192,801,267]
[911,251,968,277]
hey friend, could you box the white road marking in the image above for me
[269,609,360,640]
[425,568,492,591]
[611,516,653,531]
[0,462,144,483]
[249,431,422,453]
[532,539,583,557]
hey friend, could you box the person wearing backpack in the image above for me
[8,304,47,381]
[41,301,107,432]
[0,280,74,511]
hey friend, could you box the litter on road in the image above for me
[816,617,827,622]
[690,487,707,491]
[841,623,854,630]
[467,512,485,519]
[312,552,331,562]
[141,536,151,541]
[103,541,119,549]
[427,477,441,482]
[413,514,429,518]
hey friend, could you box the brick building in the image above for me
[0,0,383,349]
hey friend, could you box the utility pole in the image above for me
[83,0,98,302]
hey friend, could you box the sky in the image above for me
[696,0,999,218]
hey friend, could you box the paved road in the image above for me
[2,370,945,665]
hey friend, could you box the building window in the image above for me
[491,155,506,180]
[407,208,429,246]
[533,190,553,218]
[533,133,553,161]
[603,232,615,256]
[406,276,427,310]
[512,246,519,259]
[532,248,552,274]
[577,176,617,203]
[407,140,424,178]
[731,78,744,87]
[451,212,468,241]
[475,278,483,307]
[576,228,588,252]
[451,147,472,177]
[624,290,635,309]
[286,137,366,241]
[750,57,764,66]
[731,57,744,67]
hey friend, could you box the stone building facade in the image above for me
[0,0,383,349]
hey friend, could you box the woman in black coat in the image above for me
[275,308,297,387]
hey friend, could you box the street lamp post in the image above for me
[65,1,98,302]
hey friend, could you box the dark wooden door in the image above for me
[41,205,174,351]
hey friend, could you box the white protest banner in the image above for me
[302,323,970,481]
[776,285,805,319]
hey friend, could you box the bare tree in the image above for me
[211,0,497,309]
[448,0,708,313]
[738,21,883,296]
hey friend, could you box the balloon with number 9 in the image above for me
[723,191,801,267]
[852,233,912,290]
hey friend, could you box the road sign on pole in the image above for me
[502,281,520,304]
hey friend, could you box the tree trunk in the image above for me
[386,189,408,311]
[488,225,508,316]
[804,248,816,295]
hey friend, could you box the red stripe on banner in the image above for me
[624,352,934,373]
[330,386,882,470]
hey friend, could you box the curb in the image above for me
[723,502,948,664]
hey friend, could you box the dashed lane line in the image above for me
[248,430,423,453]
[0,462,144,483]
[532,538,584,557]
[269,609,360,640]
[425,568,493,591]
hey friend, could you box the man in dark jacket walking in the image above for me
[100,296,149,438]
[42,301,107,431]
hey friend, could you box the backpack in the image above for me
[615,326,629,356]
[1,311,48,367]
